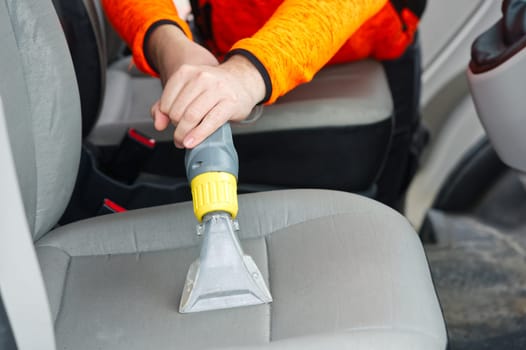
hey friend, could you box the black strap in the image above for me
[0,295,16,350]
[390,0,427,18]
[189,0,200,18]
[189,1,213,42]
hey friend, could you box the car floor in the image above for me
[424,170,526,349]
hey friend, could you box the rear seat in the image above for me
[92,55,393,191]
[55,0,394,204]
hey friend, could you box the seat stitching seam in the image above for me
[339,325,444,342]
[264,235,272,343]
[35,212,412,257]
[53,254,72,326]
[265,211,406,238]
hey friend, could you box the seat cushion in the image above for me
[36,190,446,349]
[88,58,392,146]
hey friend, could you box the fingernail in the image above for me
[183,137,194,148]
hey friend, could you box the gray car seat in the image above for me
[92,1,428,208]
[0,0,447,349]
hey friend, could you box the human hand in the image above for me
[151,55,265,148]
[147,25,265,148]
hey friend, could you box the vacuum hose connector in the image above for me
[185,124,239,222]
[190,172,238,221]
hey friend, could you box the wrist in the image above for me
[147,24,191,79]
[221,54,266,106]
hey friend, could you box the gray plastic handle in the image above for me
[185,123,239,181]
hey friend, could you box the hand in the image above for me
[151,55,265,148]
[146,24,265,148]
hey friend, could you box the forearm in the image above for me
[230,0,387,103]
[101,0,192,76]
[146,25,218,84]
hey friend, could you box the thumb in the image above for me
[151,100,171,131]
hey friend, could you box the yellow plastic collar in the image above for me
[190,172,238,222]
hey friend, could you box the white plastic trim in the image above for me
[468,47,526,173]
[0,97,56,350]
[422,0,492,87]
[421,1,500,107]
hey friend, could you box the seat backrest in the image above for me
[0,0,82,240]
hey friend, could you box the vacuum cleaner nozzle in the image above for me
[179,212,272,313]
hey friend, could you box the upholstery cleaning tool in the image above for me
[179,123,272,313]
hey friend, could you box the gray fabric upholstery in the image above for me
[231,60,393,135]
[37,190,447,350]
[1,0,81,238]
[88,58,392,145]
[0,0,37,233]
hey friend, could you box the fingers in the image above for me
[183,102,231,149]
[160,66,218,148]
[154,61,258,148]
[172,90,223,148]
[159,65,191,115]
[150,100,170,131]
[161,67,226,148]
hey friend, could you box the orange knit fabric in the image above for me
[230,0,391,103]
[102,0,418,103]
[329,6,419,64]
[102,0,192,77]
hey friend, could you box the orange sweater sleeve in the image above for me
[101,0,192,76]
[229,0,388,103]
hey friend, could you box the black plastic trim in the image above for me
[0,294,16,350]
[432,137,507,212]
[470,0,526,74]
[234,122,392,190]
[59,144,192,224]
[142,118,393,192]
[377,31,424,208]
[470,22,526,74]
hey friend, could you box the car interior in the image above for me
[55,0,417,223]
[0,0,525,349]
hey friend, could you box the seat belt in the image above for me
[0,97,56,350]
